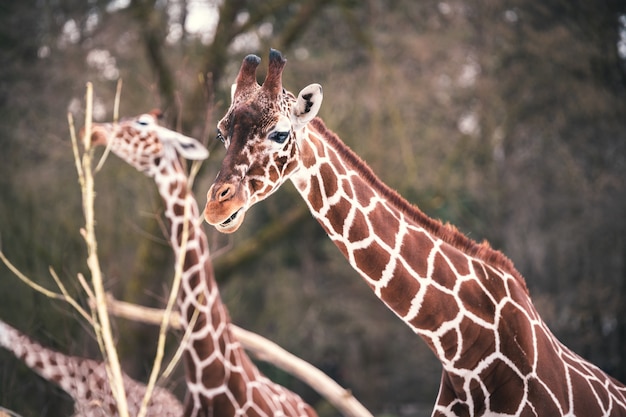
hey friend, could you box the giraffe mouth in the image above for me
[217,208,244,233]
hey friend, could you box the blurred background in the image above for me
[0,1,625,416]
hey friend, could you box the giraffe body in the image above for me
[90,111,316,417]
[0,319,183,416]
[203,50,626,416]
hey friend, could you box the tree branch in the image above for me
[102,294,374,417]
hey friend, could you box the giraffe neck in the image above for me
[152,160,316,417]
[0,320,183,416]
[289,118,626,415]
[290,118,525,344]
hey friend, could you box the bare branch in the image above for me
[75,82,130,417]
[103,295,373,417]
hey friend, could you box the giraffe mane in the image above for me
[308,117,529,294]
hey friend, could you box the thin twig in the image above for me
[76,272,96,301]
[113,78,123,122]
[95,79,123,173]
[102,294,374,417]
[77,82,130,417]
[68,113,84,184]
[137,184,193,417]
[0,251,64,301]
[48,267,93,325]
[160,295,201,380]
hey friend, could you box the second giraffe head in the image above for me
[89,110,208,175]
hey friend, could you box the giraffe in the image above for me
[203,49,626,416]
[0,319,183,416]
[89,110,317,417]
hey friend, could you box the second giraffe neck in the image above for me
[153,161,316,416]
[153,162,233,408]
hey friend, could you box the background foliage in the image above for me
[0,0,625,416]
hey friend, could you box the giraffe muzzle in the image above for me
[204,182,248,233]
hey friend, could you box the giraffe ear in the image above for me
[230,83,237,102]
[291,83,323,130]
[167,132,209,160]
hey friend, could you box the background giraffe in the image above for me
[204,50,626,416]
[90,111,317,417]
[0,319,183,416]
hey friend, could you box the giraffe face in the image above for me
[89,111,208,174]
[204,50,322,233]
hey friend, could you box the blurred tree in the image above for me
[0,0,624,415]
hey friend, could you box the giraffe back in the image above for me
[0,320,183,416]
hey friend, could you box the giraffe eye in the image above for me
[136,115,152,126]
[216,130,226,144]
[268,131,289,144]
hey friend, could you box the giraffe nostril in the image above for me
[216,184,234,202]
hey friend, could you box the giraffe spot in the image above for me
[327,197,352,236]
[432,251,459,291]
[301,140,318,169]
[247,387,270,416]
[409,286,459,332]
[458,279,496,324]
[308,175,324,212]
[268,165,280,183]
[451,401,471,416]
[328,148,347,176]
[497,302,535,375]
[468,378,487,415]
[440,244,470,275]
[320,162,338,197]
[527,376,564,415]
[200,356,227,389]
[184,249,201,273]
[439,371,467,404]
[471,259,508,302]
[369,203,400,249]
[380,266,420,316]
[276,155,288,171]
[452,317,496,370]
[341,178,354,199]
[227,372,246,404]
[571,371,606,416]
[481,357,525,414]
[250,178,266,194]
[439,328,459,362]
[353,180,376,207]
[400,229,434,278]
[353,241,391,282]
[347,209,370,242]
[332,238,349,259]
[192,331,216,362]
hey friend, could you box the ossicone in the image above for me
[234,54,262,97]
[262,48,287,98]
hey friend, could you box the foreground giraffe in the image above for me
[0,319,183,416]
[203,50,626,416]
[90,111,317,417]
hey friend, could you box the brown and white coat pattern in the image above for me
[204,50,626,417]
[91,112,316,417]
[0,319,183,416]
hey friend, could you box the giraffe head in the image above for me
[88,110,208,175]
[204,49,323,233]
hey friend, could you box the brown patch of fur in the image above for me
[309,117,528,294]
